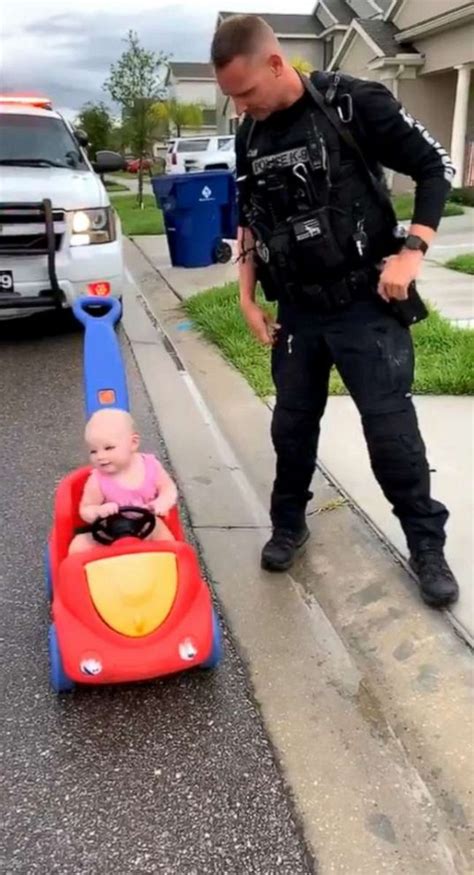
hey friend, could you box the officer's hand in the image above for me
[241,300,280,346]
[378,251,423,302]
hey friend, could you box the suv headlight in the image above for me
[70,208,116,246]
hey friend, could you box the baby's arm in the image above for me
[79,474,118,523]
[149,461,178,517]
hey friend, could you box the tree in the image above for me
[153,99,203,137]
[290,56,313,75]
[75,102,114,159]
[105,31,168,205]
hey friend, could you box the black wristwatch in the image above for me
[403,234,428,255]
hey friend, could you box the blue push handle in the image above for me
[73,295,122,327]
[72,296,129,419]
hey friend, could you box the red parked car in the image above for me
[126,157,153,173]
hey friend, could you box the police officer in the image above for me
[211,15,459,608]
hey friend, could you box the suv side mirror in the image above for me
[92,150,125,174]
[75,128,89,147]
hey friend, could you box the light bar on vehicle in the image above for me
[0,95,52,108]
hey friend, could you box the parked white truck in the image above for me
[165,135,235,175]
[0,95,126,320]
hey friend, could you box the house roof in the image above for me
[357,18,418,55]
[374,0,393,12]
[315,0,353,26]
[169,62,215,80]
[346,0,377,20]
[219,11,323,36]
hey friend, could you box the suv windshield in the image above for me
[0,114,87,169]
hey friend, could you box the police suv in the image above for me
[0,95,125,320]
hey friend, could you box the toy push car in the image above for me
[44,297,222,693]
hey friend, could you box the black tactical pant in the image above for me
[270,297,448,552]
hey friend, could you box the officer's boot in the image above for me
[409,542,459,608]
[261,525,310,572]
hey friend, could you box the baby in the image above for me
[69,408,178,554]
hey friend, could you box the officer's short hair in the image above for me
[211,15,275,69]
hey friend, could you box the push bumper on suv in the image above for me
[0,199,123,318]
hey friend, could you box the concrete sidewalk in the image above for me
[317,395,474,643]
[429,208,474,263]
[133,234,238,297]
[417,261,473,324]
[132,229,473,323]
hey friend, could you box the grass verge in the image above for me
[184,282,474,398]
[445,253,474,275]
[392,193,464,221]
[110,194,164,236]
[449,186,474,207]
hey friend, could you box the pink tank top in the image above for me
[94,453,161,508]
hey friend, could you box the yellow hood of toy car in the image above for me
[85,552,178,637]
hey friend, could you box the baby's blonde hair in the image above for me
[85,408,137,442]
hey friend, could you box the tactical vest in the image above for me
[239,73,402,309]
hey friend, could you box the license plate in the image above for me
[0,270,14,293]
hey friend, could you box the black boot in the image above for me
[409,545,459,608]
[261,525,310,572]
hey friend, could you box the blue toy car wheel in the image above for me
[48,624,75,693]
[201,609,223,669]
[44,545,53,601]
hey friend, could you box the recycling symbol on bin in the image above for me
[201,185,212,199]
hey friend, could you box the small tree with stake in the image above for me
[105,30,168,207]
[75,102,114,159]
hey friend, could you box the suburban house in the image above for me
[330,0,474,187]
[164,62,218,136]
[213,0,474,188]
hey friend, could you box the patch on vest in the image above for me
[252,146,309,176]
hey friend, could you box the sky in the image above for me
[2,0,314,120]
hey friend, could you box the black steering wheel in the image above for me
[91,506,156,545]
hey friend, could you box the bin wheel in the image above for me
[214,241,232,264]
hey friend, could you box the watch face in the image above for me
[406,235,427,253]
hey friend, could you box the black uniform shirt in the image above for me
[236,73,455,232]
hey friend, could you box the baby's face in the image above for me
[87,425,138,474]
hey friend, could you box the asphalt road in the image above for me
[0,313,315,875]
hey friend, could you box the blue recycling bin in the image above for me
[152,171,237,268]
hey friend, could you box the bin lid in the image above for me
[152,170,235,209]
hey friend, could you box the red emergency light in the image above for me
[0,95,52,109]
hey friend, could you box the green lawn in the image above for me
[392,193,464,221]
[449,186,474,207]
[184,283,474,397]
[445,253,474,275]
[110,194,165,236]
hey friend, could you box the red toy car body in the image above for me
[46,467,220,691]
